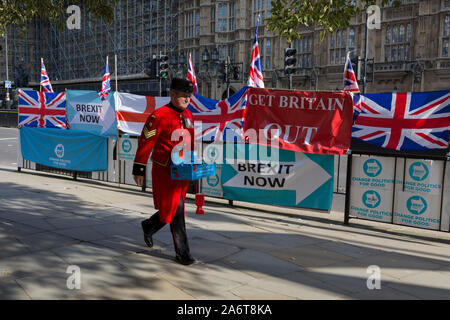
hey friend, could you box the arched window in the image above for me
[385,23,412,62]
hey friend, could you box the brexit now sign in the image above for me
[221,144,334,211]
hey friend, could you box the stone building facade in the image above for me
[178,0,450,99]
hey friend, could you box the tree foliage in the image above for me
[266,0,402,43]
[0,0,120,36]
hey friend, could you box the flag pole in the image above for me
[114,54,120,188]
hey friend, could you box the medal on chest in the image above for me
[183,117,193,129]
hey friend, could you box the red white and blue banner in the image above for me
[188,87,248,142]
[18,90,67,129]
[353,91,450,151]
[247,15,264,88]
[40,58,54,93]
[99,56,111,101]
[187,52,198,94]
[243,88,354,155]
[343,52,362,122]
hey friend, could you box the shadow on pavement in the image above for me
[0,181,449,299]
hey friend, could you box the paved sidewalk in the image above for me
[0,164,449,300]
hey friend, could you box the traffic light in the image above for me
[284,48,297,75]
[232,65,240,80]
[217,61,226,83]
[159,54,169,79]
[144,57,157,78]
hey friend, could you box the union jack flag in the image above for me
[18,90,67,129]
[99,56,111,101]
[247,15,264,88]
[186,52,198,94]
[352,91,450,151]
[188,87,248,141]
[343,52,362,121]
[40,58,53,93]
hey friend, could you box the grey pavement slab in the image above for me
[112,251,182,280]
[51,242,124,263]
[15,273,80,300]
[187,238,241,263]
[0,250,69,280]
[70,276,196,300]
[316,241,384,259]
[15,231,79,252]
[0,237,32,259]
[158,265,244,299]
[382,269,450,299]
[220,249,304,279]
[305,261,400,295]
[53,226,110,242]
[350,251,447,280]
[244,272,349,300]
[0,278,31,300]
[268,244,356,269]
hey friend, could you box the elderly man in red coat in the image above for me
[133,78,196,265]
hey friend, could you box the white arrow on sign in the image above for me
[410,163,427,180]
[223,152,331,205]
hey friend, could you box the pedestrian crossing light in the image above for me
[284,48,297,75]
[159,54,169,79]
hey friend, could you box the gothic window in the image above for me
[329,28,355,65]
[294,35,312,68]
[384,23,412,61]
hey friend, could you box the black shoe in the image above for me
[175,254,196,265]
[141,221,153,248]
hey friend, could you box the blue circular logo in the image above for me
[122,139,132,153]
[362,190,381,208]
[363,159,382,177]
[406,196,427,215]
[54,144,64,158]
[207,174,219,187]
[408,162,429,181]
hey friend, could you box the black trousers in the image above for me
[142,197,191,257]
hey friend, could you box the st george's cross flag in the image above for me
[99,56,111,101]
[18,90,66,129]
[40,58,54,93]
[247,15,264,88]
[352,90,450,151]
[115,92,170,136]
[188,87,248,142]
[343,52,362,122]
[186,52,198,94]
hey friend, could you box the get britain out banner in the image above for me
[243,88,354,155]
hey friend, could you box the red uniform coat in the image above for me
[133,103,195,224]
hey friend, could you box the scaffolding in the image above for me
[1,0,180,87]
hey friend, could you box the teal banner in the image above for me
[20,127,108,172]
[221,144,334,211]
[66,90,117,137]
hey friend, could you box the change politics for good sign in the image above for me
[393,159,446,230]
[349,155,395,223]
